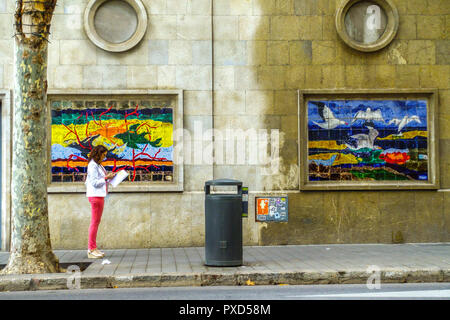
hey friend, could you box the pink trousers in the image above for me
[88,197,104,251]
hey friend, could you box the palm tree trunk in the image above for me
[1,0,59,274]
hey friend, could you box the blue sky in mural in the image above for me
[308,100,427,130]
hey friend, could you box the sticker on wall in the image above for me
[256,197,288,222]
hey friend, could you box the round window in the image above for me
[84,0,148,52]
[336,0,398,52]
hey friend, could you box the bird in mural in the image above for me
[311,101,348,129]
[388,115,421,133]
[345,126,379,150]
[351,107,385,124]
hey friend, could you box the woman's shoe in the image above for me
[94,248,105,257]
[87,249,104,259]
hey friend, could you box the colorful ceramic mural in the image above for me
[307,99,428,182]
[51,99,174,183]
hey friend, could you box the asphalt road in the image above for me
[0,283,449,300]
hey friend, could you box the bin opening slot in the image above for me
[210,185,239,194]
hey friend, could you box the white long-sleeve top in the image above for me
[85,160,108,197]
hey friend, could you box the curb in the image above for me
[0,268,449,292]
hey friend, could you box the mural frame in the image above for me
[47,89,184,193]
[298,89,439,191]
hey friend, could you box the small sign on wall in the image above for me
[255,197,288,222]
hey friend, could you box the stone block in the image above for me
[375,65,396,88]
[52,65,83,89]
[214,41,247,66]
[426,0,450,15]
[154,66,174,89]
[414,191,445,242]
[169,40,193,65]
[147,15,177,40]
[213,16,238,40]
[253,0,276,15]
[239,16,270,40]
[443,191,450,242]
[407,0,427,15]
[336,42,367,65]
[246,41,267,66]
[48,40,60,66]
[439,138,450,188]
[60,40,97,65]
[214,66,235,90]
[51,14,84,40]
[177,15,211,40]
[419,65,449,89]
[214,90,246,115]
[148,40,169,65]
[407,40,436,65]
[257,66,288,90]
[377,191,416,243]
[0,40,13,65]
[103,66,127,89]
[436,40,450,65]
[0,0,5,13]
[64,0,88,14]
[166,0,187,14]
[294,0,318,15]
[397,15,417,40]
[268,41,290,65]
[290,41,313,66]
[192,41,212,65]
[441,114,450,139]
[245,90,274,115]
[0,13,12,40]
[312,41,336,65]
[274,90,298,115]
[127,65,158,89]
[299,16,323,40]
[322,65,346,88]
[233,66,257,90]
[149,194,192,247]
[188,0,211,15]
[271,16,300,40]
[176,66,212,90]
[97,39,149,65]
[395,65,420,88]
[322,16,338,41]
[184,90,212,116]
[386,40,408,65]
[417,16,445,40]
[184,165,213,191]
[286,65,305,89]
[0,64,3,88]
[304,65,322,88]
[229,0,252,15]
[147,0,167,14]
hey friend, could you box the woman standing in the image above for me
[85,145,116,259]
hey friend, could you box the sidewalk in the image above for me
[0,243,449,292]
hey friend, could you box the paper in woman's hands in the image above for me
[109,170,129,187]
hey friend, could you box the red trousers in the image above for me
[88,197,104,250]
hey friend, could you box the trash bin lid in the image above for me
[205,178,242,186]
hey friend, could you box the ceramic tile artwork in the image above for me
[307,100,428,182]
[51,99,174,183]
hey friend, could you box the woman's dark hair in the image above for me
[88,145,108,164]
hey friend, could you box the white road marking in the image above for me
[287,290,450,298]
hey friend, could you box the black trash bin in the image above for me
[204,179,243,267]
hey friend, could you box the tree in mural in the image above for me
[1,0,60,274]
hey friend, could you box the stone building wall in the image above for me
[0,0,448,249]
